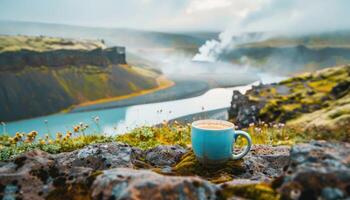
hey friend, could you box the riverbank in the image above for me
[70,77,210,113]
[68,75,175,112]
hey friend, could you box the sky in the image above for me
[1,0,350,33]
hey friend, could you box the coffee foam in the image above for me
[195,122,232,130]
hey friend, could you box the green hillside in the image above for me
[0,35,161,122]
[0,35,105,52]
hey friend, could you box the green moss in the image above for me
[329,108,350,119]
[220,183,279,200]
[308,79,337,93]
[172,151,245,183]
[116,124,191,149]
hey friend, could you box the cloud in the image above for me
[0,0,350,32]
[186,0,233,13]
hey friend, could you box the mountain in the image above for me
[0,21,216,51]
[0,35,162,122]
[214,31,350,74]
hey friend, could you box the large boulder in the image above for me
[274,141,350,200]
[172,145,290,183]
[55,142,136,170]
[91,168,219,200]
[229,90,261,128]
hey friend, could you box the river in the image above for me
[3,73,285,137]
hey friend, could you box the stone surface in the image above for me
[145,145,187,167]
[239,145,290,181]
[91,168,219,200]
[229,90,262,128]
[55,142,135,170]
[1,141,349,199]
[274,141,350,200]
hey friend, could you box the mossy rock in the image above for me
[219,183,280,200]
[172,151,245,183]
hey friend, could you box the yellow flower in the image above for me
[56,132,62,139]
[39,139,46,145]
[66,131,72,137]
[74,126,80,132]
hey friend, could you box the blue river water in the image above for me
[2,74,285,137]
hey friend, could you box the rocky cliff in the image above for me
[0,47,126,71]
[229,65,350,139]
[0,36,159,122]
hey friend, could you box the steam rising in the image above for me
[192,31,265,62]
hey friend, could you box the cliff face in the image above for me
[0,47,126,71]
[0,65,158,122]
[228,65,350,138]
[0,35,161,122]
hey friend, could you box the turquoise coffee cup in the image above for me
[191,119,252,164]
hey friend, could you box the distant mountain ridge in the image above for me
[0,21,216,50]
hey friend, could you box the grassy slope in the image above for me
[246,65,350,140]
[0,35,105,52]
[0,35,164,121]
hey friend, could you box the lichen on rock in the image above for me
[172,150,246,183]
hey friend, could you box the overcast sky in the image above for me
[1,0,350,33]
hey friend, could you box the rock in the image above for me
[145,145,187,167]
[91,168,219,200]
[55,142,135,170]
[0,150,58,200]
[331,80,350,99]
[0,47,126,71]
[171,145,290,184]
[229,90,261,128]
[274,141,350,200]
[0,143,140,200]
[240,145,290,181]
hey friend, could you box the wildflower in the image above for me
[74,126,80,132]
[39,139,46,145]
[56,132,62,139]
[162,120,168,126]
[15,132,21,138]
[10,136,21,144]
[28,131,38,138]
[249,123,255,127]
[48,139,54,144]
[254,127,262,133]
[278,123,285,128]
[174,120,179,125]
[66,131,72,137]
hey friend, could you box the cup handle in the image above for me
[232,130,252,160]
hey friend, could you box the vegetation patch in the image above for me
[219,183,279,200]
[171,150,245,183]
